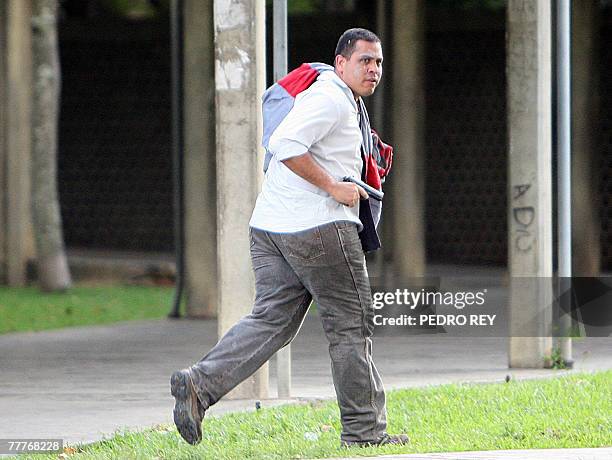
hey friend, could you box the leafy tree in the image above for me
[428,0,506,10]
[99,0,169,20]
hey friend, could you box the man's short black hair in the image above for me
[334,28,380,60]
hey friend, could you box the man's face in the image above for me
[335,39,383,99]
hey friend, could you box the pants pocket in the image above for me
[337,222,362,249]
[280,227,326,261]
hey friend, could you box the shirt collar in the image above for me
[318,70,359,109]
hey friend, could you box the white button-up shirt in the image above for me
[249,71,363,233]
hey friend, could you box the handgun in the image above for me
[342,176,384,201]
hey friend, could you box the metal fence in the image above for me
[58,19,173,252]
[425,29,507,265]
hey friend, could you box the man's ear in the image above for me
[334,54,345,73]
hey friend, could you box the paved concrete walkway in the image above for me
[1,312,610,451]
[331,447,612,459]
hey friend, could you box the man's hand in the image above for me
[282,153,367,207]
[330,182,368,207]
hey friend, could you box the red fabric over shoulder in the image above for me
[364,154,382,190]
[371,129,393,179]
[278,63,320,97]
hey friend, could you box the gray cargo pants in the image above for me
[189,221,387,443]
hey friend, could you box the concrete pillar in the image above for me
[372,0,387,131]
[388,0,426,282]
[364,0,388,282]
[507,0,553,368]
[183,0,217,317]
[572,0,600,277]
[213,0,267,399]
[0,0,6,282]
[0,0,34,286]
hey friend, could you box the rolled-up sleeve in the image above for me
[269,90,340,162]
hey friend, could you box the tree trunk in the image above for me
[31,0,71,292]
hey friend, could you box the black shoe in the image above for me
[170,369,205,445]
[341,433,410,448]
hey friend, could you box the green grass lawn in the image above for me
[0,285,174,334]
[19,371,612,460]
